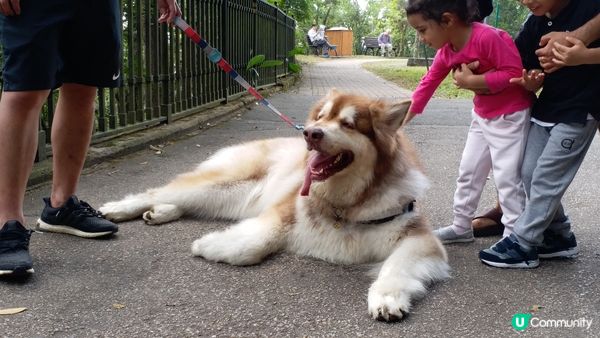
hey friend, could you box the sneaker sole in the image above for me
[538,248,579,259]
[0,268,34,276]
[441,237,475,244]
[480,258,539,269]
[36,219,115,238]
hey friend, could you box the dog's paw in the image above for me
[142,204,182,225]
[367,281,412,322]
[99,201,140,222]
[191,233,231,262]
[191,231,264,266]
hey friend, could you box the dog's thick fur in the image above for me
[100,90,449,321]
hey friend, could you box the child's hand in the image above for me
[536,31,571,73]
[452,61,492,94]
[552,36,590,66]
[509,69,544,92]
[452,63,474,88]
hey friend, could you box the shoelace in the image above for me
[73,201,105,218]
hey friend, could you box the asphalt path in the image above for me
[1,58,599,337]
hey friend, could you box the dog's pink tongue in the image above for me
[301,152,322,196]
[300,164,312,196]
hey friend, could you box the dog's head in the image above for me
[300,90,412,199]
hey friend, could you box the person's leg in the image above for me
[379,43,386,57]
[434,113,491,243]
[34,0,120,238]
[483,108,530,237]
[0,91,51,225]
[48,83,96,208]
[386,44,393,56]
[452,114,492,232]
[513,120,598,247]
[36,83,118,238]
[321,41,330,56]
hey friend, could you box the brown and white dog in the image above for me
[99,90,449,321]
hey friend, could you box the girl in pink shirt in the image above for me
[404,0,534,243]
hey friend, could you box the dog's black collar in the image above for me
[358,200,415,225]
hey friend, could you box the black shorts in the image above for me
[0,0,121,91]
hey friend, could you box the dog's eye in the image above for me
[341,120,355,129]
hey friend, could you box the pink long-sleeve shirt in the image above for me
[410,23,533,118]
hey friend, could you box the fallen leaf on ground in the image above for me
[529,305,543,312]
[112,303,126,309]
[0,307,27,315]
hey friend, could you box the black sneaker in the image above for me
[538,231,579,259]
[36,195,118,238]
[0,220,34,276]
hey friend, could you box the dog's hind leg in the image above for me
[100,139,280,223]
[190,196,295,265]
[142,204,184,225]
[367,231,449,322]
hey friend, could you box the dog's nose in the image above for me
[303,128,324,141]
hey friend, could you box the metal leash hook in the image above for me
[173,17,304,131]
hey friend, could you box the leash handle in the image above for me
[173,17,304,131]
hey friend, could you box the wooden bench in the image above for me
[361,36,396,57]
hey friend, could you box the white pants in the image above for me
[452,108,530,236]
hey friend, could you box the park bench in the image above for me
[306,35,338,56]
[361,36,396,57]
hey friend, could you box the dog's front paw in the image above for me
[367,281,412,322]
[191,233,239,264]
[99,201,139,222]
[191,231,264,266]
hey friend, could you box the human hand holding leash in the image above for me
[158,0,181,24]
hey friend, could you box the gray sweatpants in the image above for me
[514,120,599,247]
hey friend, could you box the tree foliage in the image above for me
[268,0,530,57]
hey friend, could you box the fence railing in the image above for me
[13,0,296,161]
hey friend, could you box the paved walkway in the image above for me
[297,58,411,98]
[2,57,599,337]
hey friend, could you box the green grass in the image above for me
[362,61,473,99]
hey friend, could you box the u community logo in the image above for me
[512,313,532,331]
[511,312,593,331]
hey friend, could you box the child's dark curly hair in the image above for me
[405,0,479,24]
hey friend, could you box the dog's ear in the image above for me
[385,100,411,130]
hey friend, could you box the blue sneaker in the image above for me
[538,231,578,259]
[479,234,539,268]
[0,220,34,276]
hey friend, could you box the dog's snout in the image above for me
[303,128,324,141]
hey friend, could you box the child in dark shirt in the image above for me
[479,0,600,269]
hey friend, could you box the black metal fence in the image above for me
[10,0,296,160]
